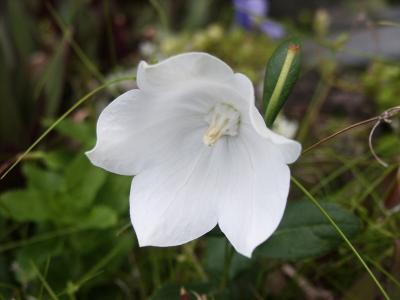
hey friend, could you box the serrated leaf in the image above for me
[255,200,361,259]
[262,37,301,127]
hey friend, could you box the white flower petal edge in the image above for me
[86,52,302,258]
[86,89,205,175]
[218,128,291,257]
[250,106,301,164]
[137,52,234,93]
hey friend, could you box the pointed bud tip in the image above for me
[288,43,300,53]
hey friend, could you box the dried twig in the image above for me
[303,105,400,168]
[368,106,400,167]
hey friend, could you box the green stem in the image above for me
[46,2,106,83]
[297,79,331,142]
[0,76,135,180]
[31,261,59,300]
[220,241,234,290]
[76,243,123,288]
[149,0,169,32]
[291,176,391,300]
[0,227,84,253]
[182,242,208,282]
[38,256,51,300]
[365,256,400,291]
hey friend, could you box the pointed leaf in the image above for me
[0,190,50,222]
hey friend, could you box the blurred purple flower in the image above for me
[233,0,285,39]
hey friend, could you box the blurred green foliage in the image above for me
[0,119,134,298]
[364,62,400,110]
[0,0,400,299]
[159,24,276,81]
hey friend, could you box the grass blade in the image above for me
[31,261,59,300]
[291,176,391,300]
[0,76,135,180]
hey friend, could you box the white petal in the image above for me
[137,52,235,92]
[231,70,301,164]
[130,130,230,246]
[218,127,291,257]
[232,73,256,103]
[250,106,301,164]
[137,52,254,101]
[86,89,205,175]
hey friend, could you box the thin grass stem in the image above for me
[366,256,400,291]
[46,2,106,83]
[0,76,135,180]
[291,176,391,300]
[31,261,59,300]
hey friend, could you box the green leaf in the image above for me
[255,200,361,259]
[63,155,107,209]
[96,175,131,214]
[22,163,63,192]
[50,118,96,146]
[0,190,50,222]
[205,237,251,280]
[80,206,118,229]
[41,150,74,171]
[262,37,302,127]
[14,239,63,285]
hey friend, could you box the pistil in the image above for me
[203,103,240,146]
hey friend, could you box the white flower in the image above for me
[86,52,301,257]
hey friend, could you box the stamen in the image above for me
[203,103,240,146]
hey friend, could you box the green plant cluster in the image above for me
[159,24,276,81]
[364,62,400,110]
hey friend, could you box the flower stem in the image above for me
[0,76,135,180]
[291,176,391,300]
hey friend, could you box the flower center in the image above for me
[203,103,240,146]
